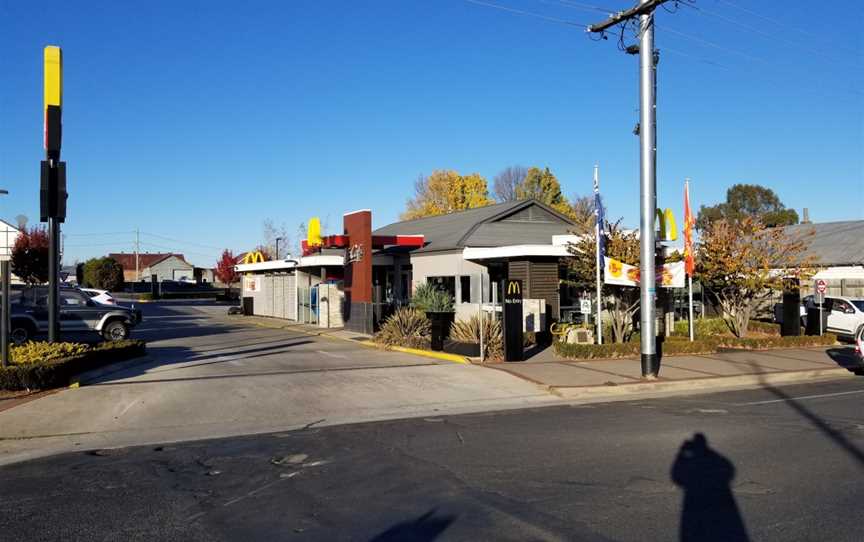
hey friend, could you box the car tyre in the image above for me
[102,320,129,342]
[10,321,34,345]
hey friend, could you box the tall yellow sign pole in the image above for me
[42,45,67,342]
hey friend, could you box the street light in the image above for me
[275,237,284,260]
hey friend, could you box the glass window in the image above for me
[832,299,851,313]
[851,300,864,312]
[460,276,471,303]
[427,276,456,299]
[60,291,88,306]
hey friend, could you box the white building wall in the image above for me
[409,251,490,304]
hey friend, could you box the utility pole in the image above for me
[0,189,11,369]
[135,228,140,281]
[589,0,671,378]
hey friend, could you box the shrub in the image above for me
[410,283,454,313]
[374,307,431,349]
[450,315,503,359]
[554,333,837,360]
[672,317,782,338]
[11,342,90,365]
[0,340,146,391]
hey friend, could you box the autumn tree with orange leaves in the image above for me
[696,217,813,337]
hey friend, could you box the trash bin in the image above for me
[805,307,828,336]
[242,296,254,316]
[427,311,454,351]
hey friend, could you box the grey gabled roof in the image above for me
[373,199,576,253]
[782,220,864,267]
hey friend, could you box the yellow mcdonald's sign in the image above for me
[307,217,322,247]
[242,251,266,264]
[44,46,62,110]
[507,281,521,295]
[656,208,678,242]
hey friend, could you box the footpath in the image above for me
[233,314,863,400]
[493,345,863,399]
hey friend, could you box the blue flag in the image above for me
[594,177,605,268]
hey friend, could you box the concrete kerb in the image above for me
[546,367,856,401]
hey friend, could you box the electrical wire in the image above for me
[676,0,861,67]
[463,0,590,28]
[714,0,861,57]
[139,231,225,251]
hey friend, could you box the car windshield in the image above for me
[852,300,864,312]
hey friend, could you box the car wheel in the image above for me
[102,321,129,341]
[10,321,33,345]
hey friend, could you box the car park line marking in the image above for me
[735,389,864,406]
[316,350,347,359]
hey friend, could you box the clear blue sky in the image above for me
[1,0,861,267]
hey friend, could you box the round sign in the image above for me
[816,279,827,294]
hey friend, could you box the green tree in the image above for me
[516,167,572,217]
[696,217,813,337]
[696,183,799,230]
[402,170,495,220]
[565,221,641,343]
[82,257,125,291]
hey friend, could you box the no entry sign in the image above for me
[816,279,827,294]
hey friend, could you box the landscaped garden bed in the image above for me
[555,317,837,360]
[0,340,146,391]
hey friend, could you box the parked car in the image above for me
[10,286,142,344]
[804,296,864,340]
[773,299,808,327]
[79,288,117,305]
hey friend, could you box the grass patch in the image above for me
[0,340,146,391]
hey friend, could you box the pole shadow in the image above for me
[671,433,750,542]
[368,509,456,542]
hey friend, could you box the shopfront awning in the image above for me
[462,244,571,260]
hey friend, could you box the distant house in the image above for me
[109,253,191,282]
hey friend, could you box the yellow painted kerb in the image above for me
[374,343,470,364]
[44,46,63,109]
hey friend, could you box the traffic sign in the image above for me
[816,279,827,294]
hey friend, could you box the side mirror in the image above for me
[847,308,856,315]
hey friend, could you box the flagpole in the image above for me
[685,178,694,342]
[594,164,602,345]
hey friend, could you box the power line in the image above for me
[677,0,861,67]
[65,231,134,237]
[714,0,861,57]
[138,241,221,260]
[139,231,225,251]
[463,0,590,29]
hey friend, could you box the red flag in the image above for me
[683,181,695,276]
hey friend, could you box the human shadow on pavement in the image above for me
[671,433,750,542]
[825,347,864,375]
[369,509,456,542]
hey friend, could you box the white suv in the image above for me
[807,296,864,340]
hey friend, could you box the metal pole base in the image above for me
[641,353,657,379]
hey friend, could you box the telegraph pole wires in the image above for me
[588,0,673,378]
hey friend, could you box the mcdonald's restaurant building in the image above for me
[236,199,582,335]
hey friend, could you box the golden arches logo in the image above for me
[242,251,266,264]
[307,217,322,248]
[507,281,521,295]
[656,208,678,242]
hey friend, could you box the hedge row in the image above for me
[555,333,837,360]
[671,318,782,338]
[0,340,146,391]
